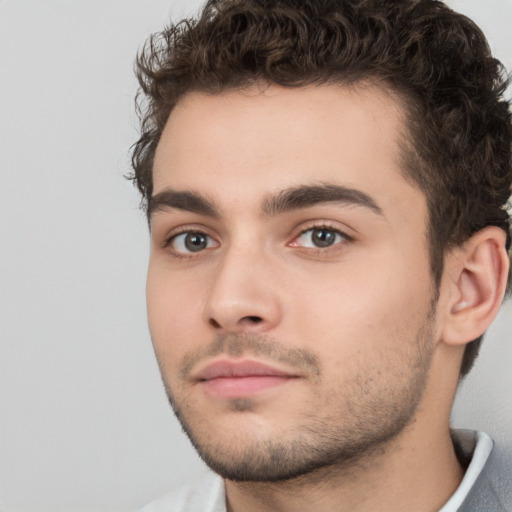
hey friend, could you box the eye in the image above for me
[293,227,348,248]
[168,231,218,254]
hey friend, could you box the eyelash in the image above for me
[162,223,352,258]
[163,227,217,252]
[291,224,352,250]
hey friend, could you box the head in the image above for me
[132,0,512,379]
[131,0,512,482]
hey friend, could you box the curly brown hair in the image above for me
[130,0,512,378]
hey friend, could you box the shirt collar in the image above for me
[438,429,493,512]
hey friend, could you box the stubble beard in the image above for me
[161,309,436,483]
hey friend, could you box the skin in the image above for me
[146,84,507,511]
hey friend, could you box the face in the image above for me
[147,84,437,481]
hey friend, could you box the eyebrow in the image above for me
[148,189,220,219]
[148,183,383,221]
[262,184,383,217]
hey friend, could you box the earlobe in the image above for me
[441,226,509,347]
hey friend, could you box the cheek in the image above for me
[146,261,207,362]
[290,252,432,359]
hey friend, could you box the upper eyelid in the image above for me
[294,222,353,239]
[299,224,344,234]
[173,230,216,245]
[160,225,217,246]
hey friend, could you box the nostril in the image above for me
[208,315,263,329]
[209,318,221,328]
[243,316,263,323]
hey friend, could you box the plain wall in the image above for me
[0,1,511,510]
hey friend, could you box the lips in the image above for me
[194,359,298,398]
[196,360,294,380]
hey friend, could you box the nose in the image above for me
[203,244,282,334]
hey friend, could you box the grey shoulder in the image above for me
[138,470,225,512]
[460,435,512,512]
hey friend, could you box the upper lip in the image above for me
[194,359,297,381]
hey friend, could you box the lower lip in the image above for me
[200,376,293,398]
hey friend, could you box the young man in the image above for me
[131,1,512,510]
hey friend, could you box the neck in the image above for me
[225,421,463,512]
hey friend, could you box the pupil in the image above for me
[312,229,335,247]
[185,233,207,252]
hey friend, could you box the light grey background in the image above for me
[1,1,511,511]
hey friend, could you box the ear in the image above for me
[440,226,509,347]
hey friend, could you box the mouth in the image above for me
[193,359,299,398]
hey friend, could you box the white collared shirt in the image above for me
[439,430,493,511]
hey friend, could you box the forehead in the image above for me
[152,84,424,222]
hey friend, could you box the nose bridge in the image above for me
[203,236,281,332]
